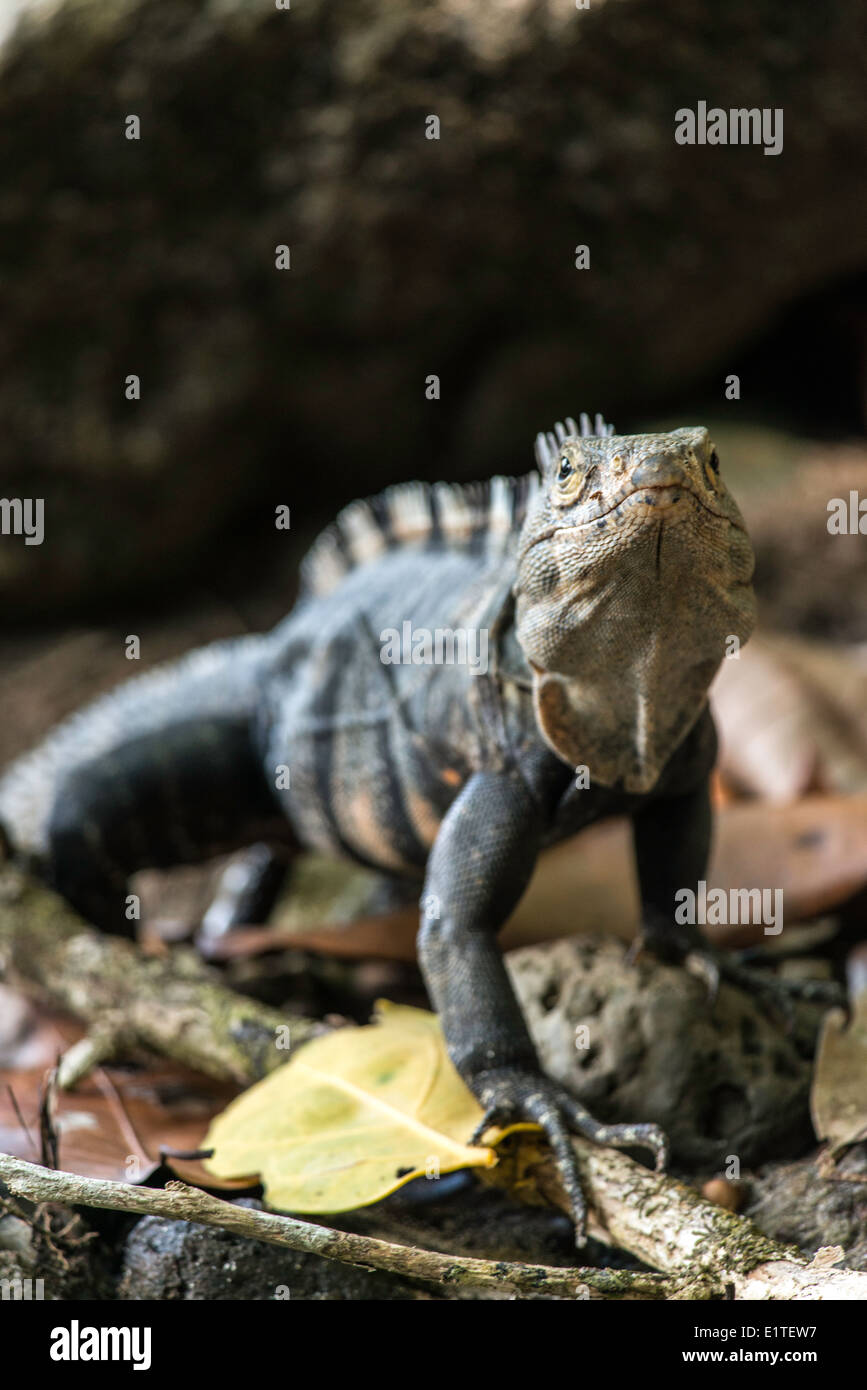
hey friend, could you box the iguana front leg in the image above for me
[632,778,712,966]
[418,768,667,1244]
[633,779,841,1010]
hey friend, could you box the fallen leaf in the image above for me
[229,795,867,960]
[0,988,235,1182]
[712,631,867,801]
[811,946,867,1158]
[204,1002,527,1212]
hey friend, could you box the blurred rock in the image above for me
[509,936,822,1168]
[745,1144,867,1267]
[747,449,867,642]
[117,1202,427,1300]
[2,0,867,615]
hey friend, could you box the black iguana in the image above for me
[1,416,817,1239]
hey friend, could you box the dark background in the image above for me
[0,0,865,631]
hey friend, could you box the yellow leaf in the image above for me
[203,1002,519,1212]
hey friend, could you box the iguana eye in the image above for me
[558,457,573,481]
[708,449,720,474]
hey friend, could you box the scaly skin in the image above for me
[0,415,835,1241]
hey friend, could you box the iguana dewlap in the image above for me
[0,415,760,1240]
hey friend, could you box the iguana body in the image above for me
[0,416,759,1238]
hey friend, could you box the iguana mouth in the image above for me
[593,481,730,522]
[617,482,699,511]
[519,485,735,561]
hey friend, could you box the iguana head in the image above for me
[513,415,756,791]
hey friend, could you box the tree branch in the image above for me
[0,866,317,1084]
[484,1135,867,1299]
[0,1154,707,1300]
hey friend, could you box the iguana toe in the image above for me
[467,1067,668,1246]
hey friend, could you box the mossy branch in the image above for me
[0,1155,706,1301]
[484,1135,867,1299]
[0,865,316,1084]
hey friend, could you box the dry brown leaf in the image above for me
[812,946,867,1159]
[712,632,867,800]
[0,988,235,1182]
[223,795,867,960]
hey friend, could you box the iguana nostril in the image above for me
[631,455,690,490]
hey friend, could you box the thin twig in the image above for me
[4,1083,35,1157]
[0,1153,710,1300]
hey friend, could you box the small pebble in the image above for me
[702,1177,745,1212]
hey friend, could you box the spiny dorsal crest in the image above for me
[534,413,615,475]
[300,414,614,599]
[300,474,537,598]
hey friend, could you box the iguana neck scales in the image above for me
[517,420,755,789]
[0,416,760,1241]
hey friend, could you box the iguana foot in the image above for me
[632,926,844,1025]
[467,1067,668,1246]
[686,947,844,1024]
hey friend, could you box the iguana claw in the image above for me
[635,926,844,1027]
[468,1067,668,1246]
[699,948,844,1026]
